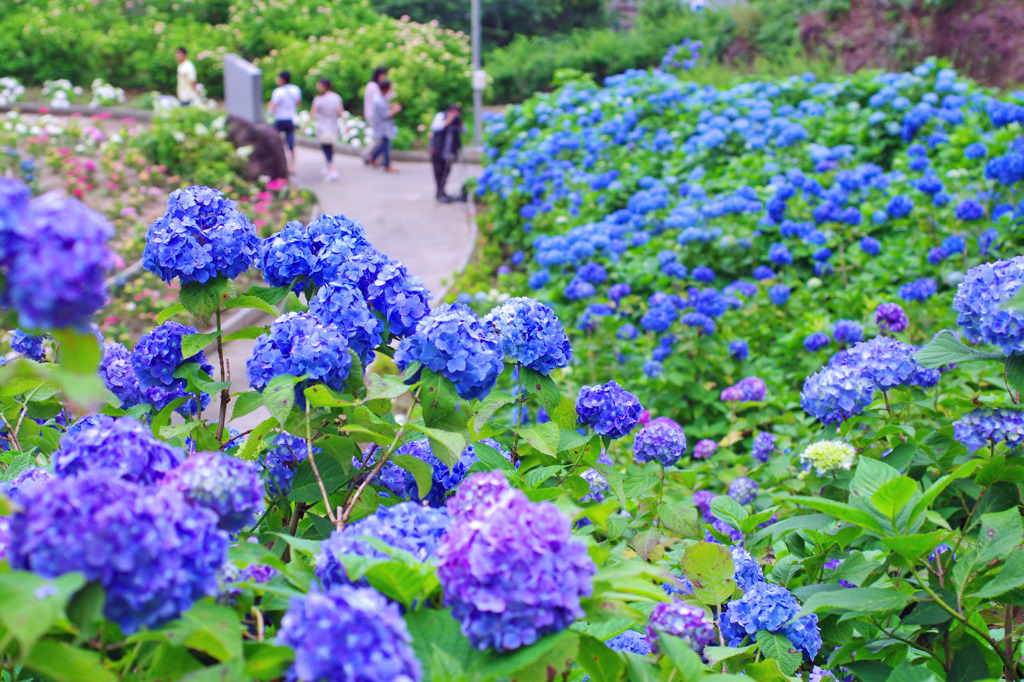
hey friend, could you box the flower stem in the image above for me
[215,307,229,442]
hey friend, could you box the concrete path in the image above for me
[209,145,481,431]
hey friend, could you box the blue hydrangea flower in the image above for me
[609,283,632,301]
[836,336,923,391]
[693,439,717,459]
[315,502,451,589]
[954,199,985,221]
[7,191,112,330]
[10,330,45,362]
[436,476,596,651]
[361,256,432,338]
[809,667,839,682]
[8,472,227,634]
[581,452,613,502]
[578,262,607,284]
[143,186,258,285]
[483,297,572,375]
[306,213,373,285]
[768,284,791,305]
[720,377,767,402]
[964,142,988,160]
[898,278,937,302]
[98,341,144,408]
[693,490,716,522]
[257,220,314,289]
[953,408,1024,453]
[875,302,908,332]
[0,178,30,264]
[277,585,422,682]
[859,236,881,255]
[132,321,214,415]
[576,380,643,439]
[720,582,800,642]
[606,630,651,656]
[565,277,595,300]
[309,281,384,366]
[887,194,914,219]
[617,324,639,340]
[953,256,1024,354]
[729,340,749,360]
[640,305,678,333]
[372,439,511,507]
[782,612,822,660]
[692,265,715,282]
[161,451,265,533]
[633,418,686,467]
[801,362,875,424]
[395,304,504,401]
[751,431,776,463]
[729,476,759,504]
[833,320,864,345]
[730,546,765,591]
[260,433,315,497]
[247,312,352,407]
[646,598,715,653]
[53,417,185,485]
[804,333,830,352]
[753,265,775,281]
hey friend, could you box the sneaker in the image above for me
[325,171,339,182]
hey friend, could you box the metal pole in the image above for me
[471,0,483,149]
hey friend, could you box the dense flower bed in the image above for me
[0,57,1023,682]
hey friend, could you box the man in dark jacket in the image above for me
[429,104,464,203]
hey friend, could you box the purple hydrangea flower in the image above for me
[308,281,384,366]
[143,186,258,285]
[876,302,908,332]
[606,630,651,656]
[7,191,112,330]
[693,490,716,522]
[801,362,875,424]
[720,376,767,402]
[693,439,717,459]
[53,417,185,484]
[576,380,643,439]
[752,431,776,463]
[132,321,214,415]
[247,312,352,407]
[98,341,144,408]
[10,330,45,362]
[315,502,451,589]
[646,598,716,653]
[728,476,759,504]
[161,451,265,533]
[436,474,596,651]
[8,472,227,633]
[277,586,422,682]
[804,332,830,352]
[953,256,1024,354]
[833,320,864,345]
[395,304,503,401]
[728,339,750,360]
[483,297,572,375]
[581,452,613,502]
[953,408,1024,453]
[633,418,687,467]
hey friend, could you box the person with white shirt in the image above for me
[362,67,387,165]
[175,47,198,106]
[269,71,302,174]
[312,77,346,181]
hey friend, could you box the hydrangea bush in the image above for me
[2,57,1024,682]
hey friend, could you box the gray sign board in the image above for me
[223,53,262,123]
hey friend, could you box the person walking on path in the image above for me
[312,77,346,182]
[429,103,465,202]
[175,47,199,107]
[362,67,387,164]
[368,81,401,173]
[269,71,302,174]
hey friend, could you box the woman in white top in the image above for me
[312,77,346,181]
[268,71,302,174]
[362,67,387,164]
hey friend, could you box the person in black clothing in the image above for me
[429,103,464,203]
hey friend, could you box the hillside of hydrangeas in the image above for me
[3,39,1024,682]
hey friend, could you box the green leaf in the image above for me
[798,587,912,618]
[289,452,351,503]
[178,601,244,661]
[786,496,883,534]
[710,496,749,531]
[871,476,919,522]
[0,571,85,656]
[592,462,627,508]
[364,373,412,403]
[576,634,627,682]
[54,329,102,375]
[21,639,116,682]
[519,367,561,412]
[755,631,801,676]
[157,303,186,323]
[658,504,699,537]
[392,454,434,500]
[180,277,231,321]
[364,561,440,609]
[238,417,278,461]
[477,630,578,681]
[231,391,264,421]
[908,461,981,526]
[974,549,1024,599]
[681,542,736,606]
[1007,355,1024,398]
[658,633,704,678]
[263,374,300,427]
[472,391,516,432]
[180,332,219,358]
[242,644,294,681]
[225,294,280,317]
[549,394,579,430]
[245,284,292,306]
[913,330,1003,368]
[407,423,468,470]
[472,441,514,472]
[879,530,948,562]
[742,659,793,682]
[67,582,105,640]
[223,325,270,342]
[513,421,560,457]
[404,609,488,682]
[420,371,464,431]
[885,661,942,682]
[303,384,355,409]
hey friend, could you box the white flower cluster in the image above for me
[0,77,25,107]
[89,78,126,109]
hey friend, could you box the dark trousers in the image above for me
[432,154,452,198]
[370,137,392,167]
[321,143,333,163]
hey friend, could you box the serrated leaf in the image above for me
[1007,355,1024,399]
[472,391,516,431]
[223,325,270,342]
[231,391,264,421]
[658,503,698,536]
[225,295,280,317]
[576,635,627,682]
[871,476,919,522]
[755,631,801,676]
[975,549,1024,598]
[681,541,736,606]
[513,421,560,457]
[392,454,434,500]
[157,303,186,324]
[181,332,219,359]
[549,394,579,430]
[263,375,300,427]
[21,639,116,682]
[710,496,749,531]
[407,423,468,470]
[520,367,561,412]
[913,330,1003,368]
[245,284,292,306]
[658,633,704,677]
[472,441,514,472]
[593,462,627,509]
[0,571,86,656]
[238,417,279,461]
[797,587,912,618]
[364,373,412,402]
[180,277,231,321]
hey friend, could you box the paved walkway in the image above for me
[210,146,481,430]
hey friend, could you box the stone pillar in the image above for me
[223,53,262,124]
